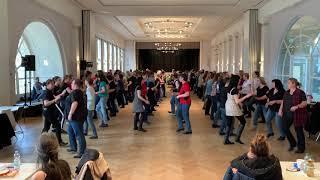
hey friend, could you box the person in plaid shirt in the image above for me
[278,78,307,154]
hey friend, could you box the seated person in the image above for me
[223,134,283,180]
[31,133,71,180]
[32,77,44,100]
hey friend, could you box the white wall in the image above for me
[7,0,80,104]
[124,40,136,71]
[200,40,211,71]
[0,0,11,105]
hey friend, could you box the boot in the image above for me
[236,124,246,144]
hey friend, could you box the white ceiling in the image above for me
[75,0,268,41]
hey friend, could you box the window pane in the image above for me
[113,45,117,70]
[97,39,102,70]
[109,43,113,70]
[103,42,108,71]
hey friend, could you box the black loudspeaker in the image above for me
[21,55,35,71]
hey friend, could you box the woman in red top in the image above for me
[176,73,192,134]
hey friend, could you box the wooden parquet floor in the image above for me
[0,95,319,179]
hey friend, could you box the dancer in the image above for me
[176,73,192,134]
[132,72,150,132]
[224,75,252,144]
[279,78,308,153]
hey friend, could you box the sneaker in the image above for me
[277,136,285,141]
[288,146,295,152]
[59,142,68,147]
[138,128,147,132]
[99,124,108,128]
[168,111,172,114]
[211,124,220,128]
[133,127,138,131]
[224,140,234,145]
[219,132,226,136]
[89,136,98,139]
[267,133,274,138]
[176,128,184,132]
[295,149,304,154]
[183,131,192,134]
[235,139,244,144]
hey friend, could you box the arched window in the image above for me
[15,22,64,95]
[277,16,320,100]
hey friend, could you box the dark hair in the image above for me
[46,79,54,86]
[227,74,240,91]
[73,79,82,88]
[254,71,260,77]
[106,74,113,81]
[244,73,250,79]
[97,70,106,82]
[179,73,188,81]
[52,76,61,82]
[250,134,270,157]
[272,79,284,92]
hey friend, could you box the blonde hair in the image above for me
[258,77,267,86]
[250,134,270,157]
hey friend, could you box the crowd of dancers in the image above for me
[172,69,308,154]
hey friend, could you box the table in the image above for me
[0,106,19,129]
[0,163,37,179]
[0,114,15,149]
[281,161,320,179]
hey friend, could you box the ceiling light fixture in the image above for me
[144,19,194,39]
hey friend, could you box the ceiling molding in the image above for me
[97,0,240,7]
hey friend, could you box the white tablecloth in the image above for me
[281,161,320,180]
[0,163,38,179]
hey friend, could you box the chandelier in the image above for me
[144,19,193,38]
[154,42,182,53]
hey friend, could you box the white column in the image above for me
[234,34,240,73]
[124,40,136,71]
[0,0,10,105]
[228,36,234,73]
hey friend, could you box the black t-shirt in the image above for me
[43,89,55,112]
[69,89,85,122]
[256,86,269,105]
[267,88,285,112]
[219,84,227,108]
[155,78,161,89]
[108,81,116,97]
[53,86,61,96]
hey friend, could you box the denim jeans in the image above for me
[210,95,218,121]
[214,101,221,121]
[96,96,109,125]
[83,110,98,137]
[252,104,267,127]
[170,94,177,114]
[176,103,192,132]
[219,107,227,133]
[223,166,255,180]
[67,120,86,155]
[265,109,285,137]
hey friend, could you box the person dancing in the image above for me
[132,72,150,132]
[176,73,192,134]
[224,75,252,145]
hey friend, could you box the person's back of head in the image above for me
[250,134,270,157]
[37,133,59,165]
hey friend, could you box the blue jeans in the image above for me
[214,101,221,121]
[253,104,267,127]
[83,110,97,137]
[223,167,255,180]
[67,120,86,155]
[219,107,227,133]
[210,95,218,121]
[96,96,109,125]
[176,103,192,132]
[170,94,177,114]
[266,109,285,137]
